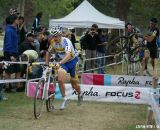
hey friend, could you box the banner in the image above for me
[150,88,160,125]
[82,73,160,87]
[65,84,151,104]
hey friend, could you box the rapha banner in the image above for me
[65,84,150,104]
[81,73,160,88]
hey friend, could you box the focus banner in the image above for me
[65,84,151,104]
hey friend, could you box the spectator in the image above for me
[70,29,77,49]
[32,12,43,34]
[125,22,133,36]
[21,50,46,79]
[20,49,38,79]
[34,32,43,54]
[40,31,50,51]
[29,50,47,79]
[0,56,7,101]
[3,14,21,92]
[19,32,35,54]
[83,24,100,72]
[18,16,27,44]
[96,29,108,74]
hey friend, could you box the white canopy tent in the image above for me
[49,0,125,29]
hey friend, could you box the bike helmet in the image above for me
[50,26,62,36]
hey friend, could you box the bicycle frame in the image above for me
[40,65,55,100]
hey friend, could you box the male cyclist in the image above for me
[143,18,159,88]
[46,26,83,110]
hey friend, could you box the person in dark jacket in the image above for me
[3,14,21,92]
[32,12,43,33]
[70,29,77,49]
[18,16,27,44]
[19,33,35,54]
[83,24,101,72]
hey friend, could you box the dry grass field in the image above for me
[0,93,149,130]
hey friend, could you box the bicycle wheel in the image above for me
[46,76,55,112]
[34,78,45,119]
[108,36,128,55]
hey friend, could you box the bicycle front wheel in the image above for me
[34,78,45,119]
[46,77,56,112]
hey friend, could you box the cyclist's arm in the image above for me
[143,35,155,42]
[59,51,71,64]
[143,30,157,42]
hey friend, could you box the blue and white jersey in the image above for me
[49,37,77,61]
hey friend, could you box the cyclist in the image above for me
[46,26,83,110]
[143,18,159,88]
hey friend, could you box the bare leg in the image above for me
[140,50,149,76]
[70,78,81,96]
[57,68,67,97]
[151,58,158,89]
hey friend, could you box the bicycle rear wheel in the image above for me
[108,36,128,55]
[34,78,45,119]
[46,76,56,112]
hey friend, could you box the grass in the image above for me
[0,93,149,130]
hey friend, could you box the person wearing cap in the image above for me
[142,18,159,87]
[3,14,21,92]
[46,26,83,110]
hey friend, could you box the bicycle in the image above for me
[31,62,57,119]
[108,28,144,75]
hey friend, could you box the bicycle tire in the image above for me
[108,36,128,55]
[34,78,45,119]
[46,76,56,112]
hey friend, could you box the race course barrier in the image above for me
[81,73,160,87]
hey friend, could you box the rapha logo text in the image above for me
[72,87,99,96]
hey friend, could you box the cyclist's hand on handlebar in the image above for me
[53,63,60,69]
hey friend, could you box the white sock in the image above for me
[63,97,68,101]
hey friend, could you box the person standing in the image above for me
[96,29,108,74]
[18,16,27,44]
[70,29,77,49]
[32,12,43,33]
[3,14,21,92]
[83,24,100,72]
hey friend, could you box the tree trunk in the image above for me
[115,0,131,21]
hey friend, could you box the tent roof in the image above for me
[49,0,125,29]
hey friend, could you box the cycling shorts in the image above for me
[61,57,78,79]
